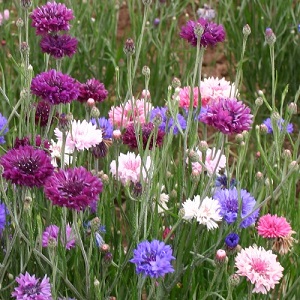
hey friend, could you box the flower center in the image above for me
[17,157,39,174]
[252,258,267,274]
[60,180,84,197]
[23,283,40,295]
[225,199,238,212]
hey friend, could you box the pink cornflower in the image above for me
[108,98,152,128]
[257,214,292,238]
[191,147,226,175]
[235,245,284,294]
[54,119,102,151]
[178,86,199,109]
[110,152,152,185]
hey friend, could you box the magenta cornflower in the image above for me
[31,69,80,105]
[235,245,284,294]
[130,240,175,278]
[40,34,78,59]
[42,224,75,250]
[31,1,74,35]
[257,214,292,238]
[11,272,52,300]
[200,97,253,134]
[180,17,225,47]
[77,78,108,103]
[122,122,165,150]
[0,146,54,188]
[44,167,103,211]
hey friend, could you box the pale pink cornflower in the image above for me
[235,245,284,294]
[257,214,292,238]
[49,139,73,167]
[191,147,226,175]
[3,10,9,21]
[108,98,152,128]
[178,86,199,109]
[200,77,236,106]
[54,119,102,151]
[110,152,152,185]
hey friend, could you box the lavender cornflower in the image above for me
[11,272,52,300]
[40,34,78,59]
[0,202,8,235]
[130,240,175,278]
[150,106,187,134]
[262,118,293,134]
[197,4,216,21]
[0,146,54,188]
[215,174,236,190]
[180,17,225,47]
[213,187,259,228]
[200,98,253,134]
[31,1,74,35]
[0,112,8,144]
[77,78,108,103]
[31,69,80,105]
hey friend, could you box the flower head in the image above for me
[31,1,74,35]
[12,272,52,300]
[110,152,152,185]
[200,97,253,134]
[49,139,73,167]
[257,214,292,238]
[44,167,103,211]
[180,18,225,47]
[0,202,8,235]
[31,69,80,105]
[130,240,175,278]
[213,187,259,228]
[35,100,51,127]
[54,119,103,151]
[77,78,108,103]
[197,4,216,21]
[262,118,293,134]
[1,146,54,188]
[40,34,78,58]
[91,117,113,139]
[177,86,200,109]
[215,175,236,190]
[225,233,240,249]
[108,98,152,128]
[42,224,75,250]
[122,122,165,150]
[235,245,284,294]
[0,112,8,144]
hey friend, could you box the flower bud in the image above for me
[20,42,29,53]
[194,23,204,38]
[142,65,150,77]
[142,0,152,5]
[16,18,24,28]
[188,150,200,162]
[91,217,101,231]
[289,161,299,171]
[94,278,100,287]
[91,106,100,118]
[113,129,122,140]
[271,111,281,122]
[215,249,228,266]
[288,102,297,115]
[282,149,292,160]
[142,89,150,99]
[103,252,113,265]
[235,134,243,143]
[228,274,240,287]
[87,98,95,107]
[265,28,276,45]
[255,171,264,181]
[259,124,268,135]
[191,170,201,182]
[123,38,135,55]
[21,0,32,9]
[23,196,32,211]
[100,243,110,253]
[170,189,177,199]
[243,24,251,36]
[172,77,181,89]
[199,140,208,152]
[255,97,263,107]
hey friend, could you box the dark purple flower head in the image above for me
[122,122,165,150]
[0,113,8,144]
[77,78,108,103]
[225,232,240,248]
[44,167,103,211]
[35,100,51,127]
[130,240,175,278]
[0,202,8,235]
[1,146,54,188]
[200,97,253,134]
[40,34,78,59]
[11,272,52,300]
[31,1,74,35]
[31,69,80,105]
[13,136,50,151]
[150,106,187,135]
[213,187,259,228]
[262,118,293,134]
[180,18,225,47]
[215,175,236,190]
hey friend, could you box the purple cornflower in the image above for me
[40,34,78,59]
[77,78,108,103]
[130,240,175,278]
[262,118,293,134]
[215,175,236,190]
[31,69,80,105]
[150,106,187,135]
[213,187,259,228]
[42,224,75,250]
[13,136,50,150]
[200,97,253,134]
[44,167,103,211]
[31,1,74,35]
[0,113,8,144]
[180,17,225,47]
[0,202,8,235]
[35,100,51,127]
[11,272,52,300]
[0,146,54,188]
[225,232,240,248]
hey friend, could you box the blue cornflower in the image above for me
[215,175,236,190]
[0,202,8,235]
[130,240,175,278]
[213,187,259,228]
[0,113,9,144]
[91,117,113,139]
[225,232,239,248]
[263,117,293,134]
[150,107,186,135]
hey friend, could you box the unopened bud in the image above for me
[100,243,110,253]
[20,42,29,53]
[194,23,204,38]
[271,111,281,122]
[260,124,268,135]
[87,98,95,107]
[283,149,292,160]
[142,66,150,77]
[94,278,100,287]
[265,28,276,45]
[188,150,200,162]
[91,106,100,118]
[235,134,243,143]
[228,274,240,287]
[21,0,32,9]
[191,170,201,182]
[215,249,228,266]
[172,77,181,88]
[8,273,14,281]
[170,189,177,199]
[242,24,251,36]
[90,217,101,231]
[142,89,150,99]
[288,102,297,115]
[113,129,122,140]
[123,38,135,55]
[23,196,32,211]
[255,171,264,181]
[199,140,208,152]
[142,0,152,5]
[289,161,299,171]
[103,252,113,265]
[16,18,24,28]
[255,97,263,107]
